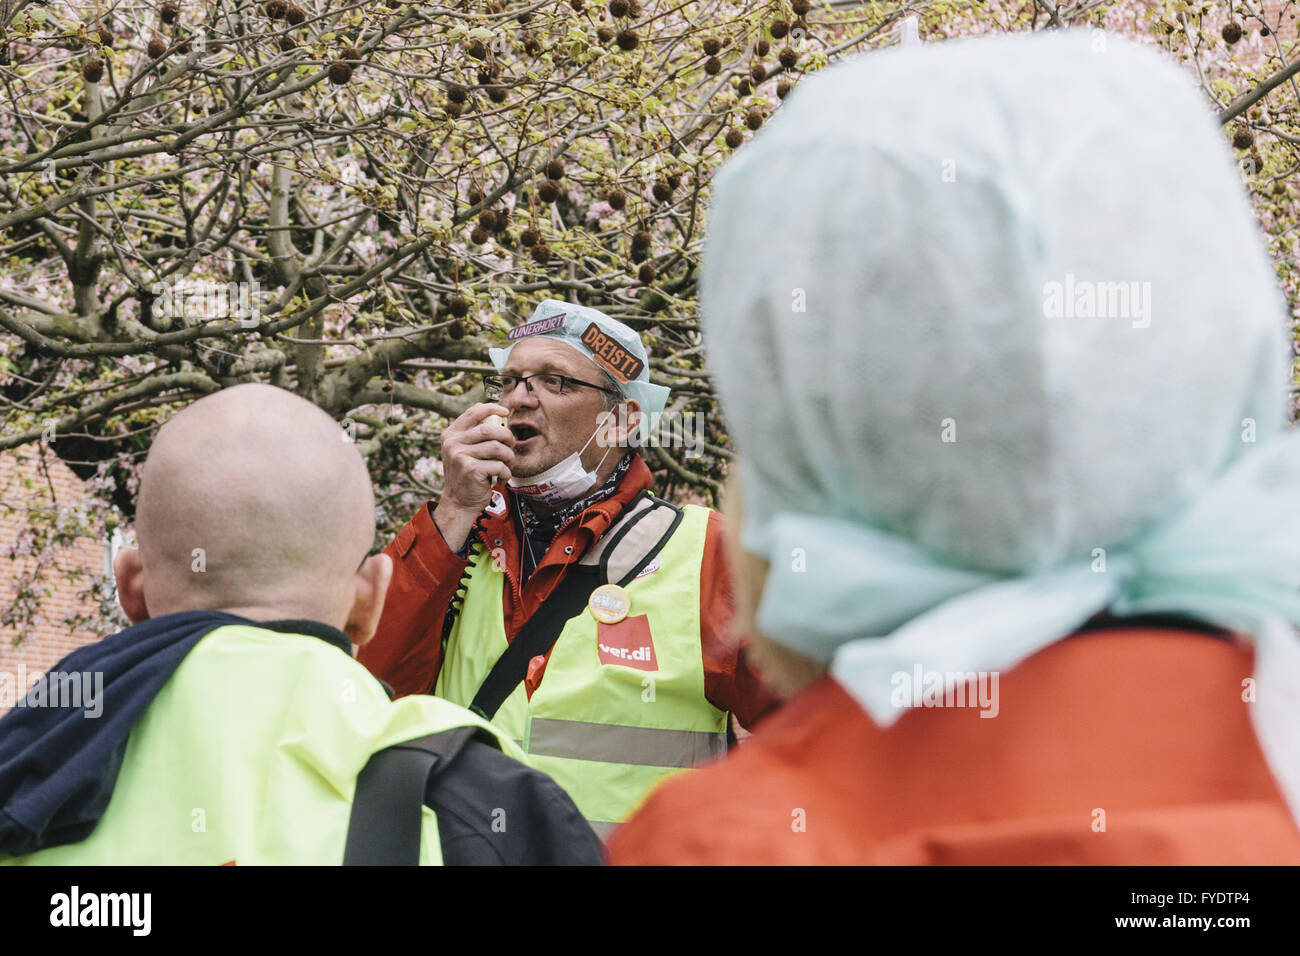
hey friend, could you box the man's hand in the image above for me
[432,402,516,553]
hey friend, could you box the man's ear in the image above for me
[609,399,642,444]
[113,547,150,625]
[343,553,394,647]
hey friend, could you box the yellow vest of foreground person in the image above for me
[436,501,729,838]
[1,624,520,865]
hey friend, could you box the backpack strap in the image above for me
[343,726,492,866]
[577,490,683,587]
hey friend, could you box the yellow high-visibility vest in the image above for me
[436,497,728,839]
[2,624,521,865]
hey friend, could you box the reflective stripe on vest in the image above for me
[438,502,727,830]
[2,625,520,866]
[529,718,727,768]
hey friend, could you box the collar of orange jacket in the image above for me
[478,452,655,564]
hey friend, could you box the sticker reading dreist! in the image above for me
[580,321,645,383]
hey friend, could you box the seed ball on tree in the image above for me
[537,180,561,203]
[98,24,114,46]
[147,36,168,58]
[571,0,585,10]
[638,262,656,283]
[1233,128,1254,150]
[606,188,627,210]
[470,226,490,244]
[1222,21,1243,44]
[448,321,467,339]
[479,210,499,232]
[447,84,468,103]
[597,26,615,43]
[264,0,287,20]
[518,11,532,24]
[328,60,353,84]
[444,99,465,117]
[665,172,681,190]
[525,36,543,55]
[631,229,651,249]
[779,46,798,69]
[286,5,306,26]
[777,79,792,98]
[530,242,552,264]
[771,19,789,39]
[746,107,764,130]
[545,158,565,180]
[725,128,744,148]
[652,180,673,202]
[755,38,770,56]
[751,62,766,83]
[160,2,180,25]
[616,29,639,50]
[705,56,721,75]
[609,0,630,17]
[468,186,485,204]
[630,244,648,263]
[487,84,507,103]
[703,36,721,56]
[466,38,487,59]
[736,78,752,95]
[520,227,541,247]
[791,0,811,16]
[340,46,361,61]
[278,36,296,51]
[447,294,471,317]
[82,57,104,82]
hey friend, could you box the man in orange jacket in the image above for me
[359,300,779,837]
[608,31,1300,864]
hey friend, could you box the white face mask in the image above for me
[508,414,615,505]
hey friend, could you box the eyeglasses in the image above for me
[484,372,620,401]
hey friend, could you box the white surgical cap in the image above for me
[703,30,1300,823]
[489,299,670,420]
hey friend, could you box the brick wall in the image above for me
[0,448,107,716]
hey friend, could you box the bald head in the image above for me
[126,384,382,630]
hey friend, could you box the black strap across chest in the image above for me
[468,565,602,721]
[466,491,677,722]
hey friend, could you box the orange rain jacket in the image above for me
[608,626,1300,864]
